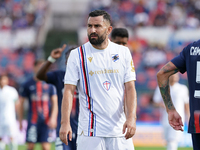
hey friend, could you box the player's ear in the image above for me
[107,26,112,36]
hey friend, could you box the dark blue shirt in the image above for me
[171,39,200,133]
[20,77,56,125]
[47,70,79,136]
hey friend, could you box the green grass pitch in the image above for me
[7,143,192,150]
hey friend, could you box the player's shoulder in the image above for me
[110,41,130,53]
[183,39,200,51]
[5,85,16,91]
[23,77,34,86]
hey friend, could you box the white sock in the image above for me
[9,141,18,150]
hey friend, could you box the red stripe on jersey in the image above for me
[79,46,90,109]
[194,111,200,133]
[36,82,42,113]
[31,101,37,124]
[79,46,94,136]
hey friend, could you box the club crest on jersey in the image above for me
[103,81,111,91]
[112,54,119,62]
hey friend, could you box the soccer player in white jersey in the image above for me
[59,10,137,150]
[0,74,19,150]
[153,73,190,150]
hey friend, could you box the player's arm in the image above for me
[18,96,25,131]
[185,103,190,123]
[123,80,137,139]
[48,94,58,129]
[157,61,183,131]
[36,44,66,81]
[59,84,76,145]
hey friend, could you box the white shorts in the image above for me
[0,123,16,138]
[77,134,135,150]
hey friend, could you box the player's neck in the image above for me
[91,38,109,50]
[0,85,5,89]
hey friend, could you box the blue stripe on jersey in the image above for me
[82,45,96,136]
[88,112,91,136]
[94,114,96,136]
[78,47,89,107]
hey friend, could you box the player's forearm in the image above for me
[50,95,58,120]
[125,81,137,119]
[61,85,74,124]
[36,61,52,81]
[157,62,178,112]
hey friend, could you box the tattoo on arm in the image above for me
[158,62,179,110]
[160,83,174,110]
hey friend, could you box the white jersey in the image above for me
[64,40,136,137]
[153,83,189,126]
[0,85,18,125]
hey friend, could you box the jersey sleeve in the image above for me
[49,84,57,96]
[124,47,136,83]
[171,45,189,74]
[153,86,162,103]
[64,49,79,85]
[47,71,57,85]
[19,82,29,98]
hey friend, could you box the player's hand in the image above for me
[168,109,183,131]
[48,117,57,129]
[59,122,72,145]
[122,117,136,139]
[51,44,67,59]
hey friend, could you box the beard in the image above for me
[88,33,106,46]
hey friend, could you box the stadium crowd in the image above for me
[0,0,199,148]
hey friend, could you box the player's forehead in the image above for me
[87,16,106,26]
[114,36,128,43]
[0,75,8,80]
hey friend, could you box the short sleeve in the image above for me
[19,82,29,98]
[153,86,162,103]
[171,46,188,74]
[49,84,57,96]
[124,48,136,83]
[64,49,79,85]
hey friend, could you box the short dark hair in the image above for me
[88,10,111,25]
[111,28,129,39]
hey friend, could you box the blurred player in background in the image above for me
[59,10,137,150]
[0,74,19,150]
[153,73,189,150]
[36,45,79,150]
[19,60,58,150]
[157,39,200,150]
[111,28,129,46]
